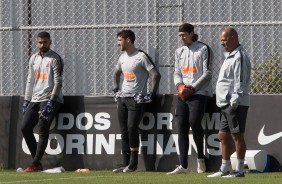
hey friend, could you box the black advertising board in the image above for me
[0,95,279,171]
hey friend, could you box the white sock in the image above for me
[220,159,231,172]
[197,158,205,164]
[236,159,245,173]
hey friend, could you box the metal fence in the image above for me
[1,0,282,96]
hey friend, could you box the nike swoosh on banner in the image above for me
[258,125,282,145]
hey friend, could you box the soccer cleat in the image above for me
[222,171,245,178]
[166,165,188,175]
[197,158,206,173]
[123,165,137,173]
[112,167,126,173]
[23,163,43,172]
[207,170,231,177]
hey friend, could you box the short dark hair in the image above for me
[179,23,194,33]
[37,31,51,39]
[179,23,198,42]
[117,30,135,43]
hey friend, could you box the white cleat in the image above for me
[112,167,126,173]
[123,165,137,173]
[197,158,206,173]
[207,170,231,178]
[166,165,188,175]
[222,171,245,178]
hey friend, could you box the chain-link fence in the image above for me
[1,0,282,96]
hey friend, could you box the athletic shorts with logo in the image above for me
[220,105,249,133]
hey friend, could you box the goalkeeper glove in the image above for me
[112,88,119,102]
[22,100,30,114]
[39,100,55,121]
[177,84,195,101]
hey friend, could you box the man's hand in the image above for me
[112,87,119,93]
[229,104,238,114]
[177,84,195,101]
[112,88,119,102]
[148,92,156,102]
[39,100,54,121]
[22,100,30,114]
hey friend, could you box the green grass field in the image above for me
[0,170,281,184]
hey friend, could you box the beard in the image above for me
[39,47,49,53]
[118,44,124,51]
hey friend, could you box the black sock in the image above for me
[128,151,138,169]
[122,142,130,166]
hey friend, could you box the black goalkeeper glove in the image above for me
[112,88,119,102]
[22,100,30,114]
[39,100,55,121]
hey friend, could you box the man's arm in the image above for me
[24,56,35,101]
[192,70,212,91]
[192,46,212,91]
[112,69,122,92]
[50,56,63,101]
[174,49,184,88]
[230,57,243,108]
[149,68,161,94]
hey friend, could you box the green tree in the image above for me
[250,51,282,94]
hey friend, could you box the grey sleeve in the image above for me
[193,70,212,91]
[192,46,212,91]
[149,67,161,94]
[50,57,63,101]
[174,49,183,86]
[24,56,35,101]
[230,57,243,107]
[112,69,122,90]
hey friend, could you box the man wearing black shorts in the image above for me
[208,28,251,178]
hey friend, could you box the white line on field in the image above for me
[0,175,124,184]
